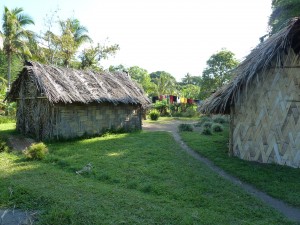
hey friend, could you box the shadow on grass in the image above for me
[0,130,296,225]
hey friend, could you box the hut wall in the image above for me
[232,51,300,168]
[52,103,142,139]
[16,73,53,140]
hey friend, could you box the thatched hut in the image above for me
[6,61,150,140]
[200,18,300,168]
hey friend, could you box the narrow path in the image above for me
[143,120,300,223]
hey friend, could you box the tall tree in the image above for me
[128,66,156,94]
[200,49,238,99]
[269,0,300,34]
[181,84,200,99]
[41,18,91,67]
[79,43,120,70]
[182,73,193,84]
[58,18,91,67]
[150,71,177,96]
[2,6,34,90]
[108,64,126,73]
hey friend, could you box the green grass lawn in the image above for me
[180,124,300,208]
[0,123,296,224]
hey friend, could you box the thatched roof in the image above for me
[7,61,151,107]
[200,17,300,114]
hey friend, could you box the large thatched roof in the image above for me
[7,61,151,107]
[200,17,300,114]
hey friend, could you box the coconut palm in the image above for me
[2,6,34,90]
[58,18,92,67]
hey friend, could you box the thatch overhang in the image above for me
[200,17,300,114]
[6,61,151,107]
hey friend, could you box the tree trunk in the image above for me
[7,51,11,91]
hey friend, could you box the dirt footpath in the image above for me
[142,119,300,223]
[142,119,199,133]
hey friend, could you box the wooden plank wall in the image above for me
[232,52,300,168]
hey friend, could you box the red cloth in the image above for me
[187,99,194,104]
[170,95,174,104]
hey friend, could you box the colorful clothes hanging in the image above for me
[169,95,174,104]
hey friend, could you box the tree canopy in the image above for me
[2,6,34,89]
[200,49,239,99]
[269,0,300,34]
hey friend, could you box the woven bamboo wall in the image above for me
[16,74,53,140]
[232,51,300,168]
[52,103,141,139]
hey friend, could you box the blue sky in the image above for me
[0,0,272,81]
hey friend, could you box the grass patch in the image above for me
[0,116,16,124]
[145,116,199,124]
[180,125,300,207]
[0,123,17,139]
[0,124,295,224]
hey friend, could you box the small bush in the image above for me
[182,107,199,117]
[149,110,160,121]
[212,123,224,132]
[202,121,213,129]
[199,116,212,124]
[0,139,9,152]
[178,124,193,132]
[213,116,226,124]
[202,127,212,135]
[194,122,202,127]
[24,142,48,160]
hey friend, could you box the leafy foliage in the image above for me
[200,49,239,99]
[2,6,34,89]
[202,127,212,135]
[202,121,213,129]
[149,109,160,120]
[212,123,224,132]
[0,138,9,152]
[128,66,156,94]
[80,43,120,70]
[150,71,177,96]
[24,142,48,160]
[269,0,300,34]
[178,123,193,132]
[213,116,227,124]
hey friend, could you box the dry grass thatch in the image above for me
[200,17,300,114]
[6,61,151,107]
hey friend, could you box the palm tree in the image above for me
[182,73,192,84]
[58,18,91,67]
[2,6,34,90]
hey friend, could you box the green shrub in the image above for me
[149,110,160,121]
[0,139,9,152]
[24,142,48,160]
[153,100,168,116]
[178,124,193,132]
[199,116,212,124]
[212,123,224,132]
[213,116,226,124]
[194,122,202,127]
[202,127,212,135]
[202,121,213,129]
[182,107,199,117]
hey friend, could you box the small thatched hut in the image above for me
[200,18,300,168]
[6,61,150,140]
